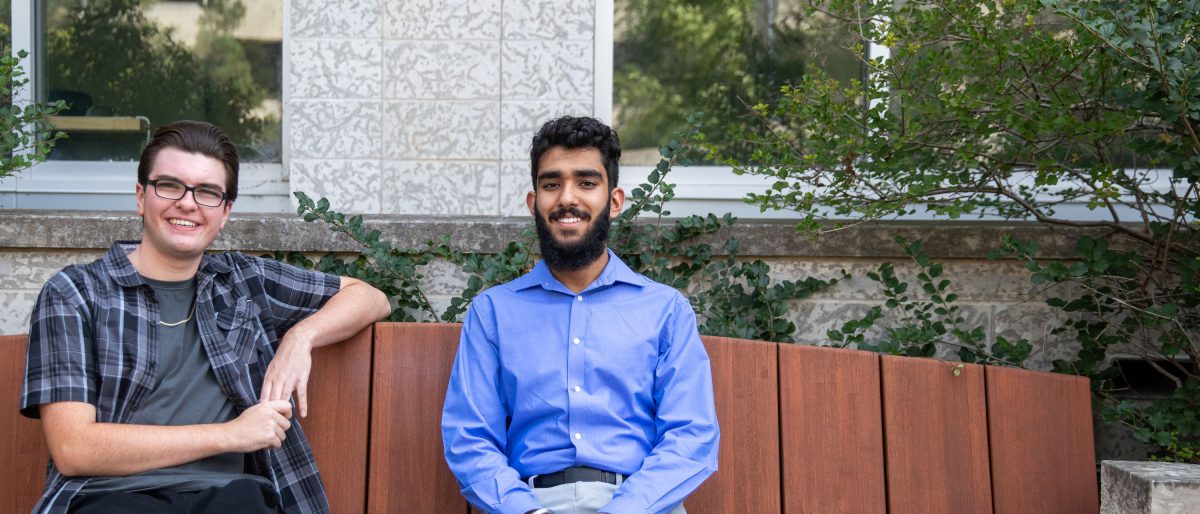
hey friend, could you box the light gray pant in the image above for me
[531,481,686,514]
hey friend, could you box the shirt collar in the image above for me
[102,240,233,288]
[513,249,645,294]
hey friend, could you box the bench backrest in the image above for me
[2,324,1099,514]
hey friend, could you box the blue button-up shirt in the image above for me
[442,251,719,514]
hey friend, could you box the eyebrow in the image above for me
[536,169,604,183]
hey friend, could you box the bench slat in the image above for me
[0,335,47,514]
[369,322,469,513]
[780,344,886,514]
[684,336,781,512]
[987,366,1098,514]
[306,326,373,514]
[882,356,993,514]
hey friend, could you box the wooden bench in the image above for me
[2,323,1099,513]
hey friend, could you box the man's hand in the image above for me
[261,333,313,417]
[225,400,293,453]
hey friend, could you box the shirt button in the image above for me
[574,385,582,392]
[573,337,581,345]
[574,433,582,440]
[576,295,583,302]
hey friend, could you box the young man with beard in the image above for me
[20,120,391,514]
[442,116,719,514]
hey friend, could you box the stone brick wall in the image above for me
[0,212,1083,362]
[287,0,597,216]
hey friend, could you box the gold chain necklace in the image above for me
[159,299,197,327]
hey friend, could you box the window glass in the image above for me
[614,0,863,164]
[39,0,281,162]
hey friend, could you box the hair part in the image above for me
[137,120,240,202]
[530,116,621,190]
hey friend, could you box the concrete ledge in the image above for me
[0,210,1099,258]
[1102,460,1200,514]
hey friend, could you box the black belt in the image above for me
[525,466,627,488]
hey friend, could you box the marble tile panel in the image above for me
[500,101,592,160]
[0,251,103,290]
[291,0,381,38]
[502,41,592,101]
[383,101,499,160]
[381,161,499,215]
[503,0,594,40]
[384,41,500,100]
[384,0,501,40]
[0,291,39,335]
[290,160,383,214]
[287,100,381,160]
[498,161,534,217]
[289,40,382,99]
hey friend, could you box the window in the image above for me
[611,0,864,166]
[5,0,284,210]
[600,0,867,218]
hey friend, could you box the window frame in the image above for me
[5,0,287,212]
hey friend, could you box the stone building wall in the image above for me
[0,212,1081,364]
[286,0,596,216]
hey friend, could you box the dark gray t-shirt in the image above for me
[78,276,269,494]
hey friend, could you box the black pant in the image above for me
[69,479,281,514]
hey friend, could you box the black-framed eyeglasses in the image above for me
[146,179,228,208]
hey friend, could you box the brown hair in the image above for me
[137,120,240,202]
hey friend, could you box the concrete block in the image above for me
[289,39,382,100]
[287,100,382,160]
[291,0,380,38]
[503,0,594,40]
[1102,460,1200,514]
[384,41,500,100]
[383,0,501,40]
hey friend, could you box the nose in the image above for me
[557,183,580,207]
[173,190,199,210]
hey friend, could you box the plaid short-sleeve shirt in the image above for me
[21,241,341,514]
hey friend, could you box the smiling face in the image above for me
[527,146,624,270]
[136,147,233,266]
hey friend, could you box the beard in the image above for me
[534,203,611,272]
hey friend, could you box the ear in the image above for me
[526,190,537,217]
[217,201,233,231]
[608,186,625,218]
[136,182,146,217]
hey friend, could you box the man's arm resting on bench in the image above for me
[260,275,391,417]
[40,399,293,477]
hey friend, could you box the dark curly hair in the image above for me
[137,120,240,202]
[530,116,621,191]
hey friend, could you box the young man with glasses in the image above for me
[442,116,720,514]
[20,120,391,514]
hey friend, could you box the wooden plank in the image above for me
[369,322,468,513]
[686,336,780,513]
[304,326,373,514]
[0,335,49,514]
[986,366,1098,514]
[779,344,885,514]
[882,356,993,514]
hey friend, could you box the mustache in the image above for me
[549,207,591,222]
